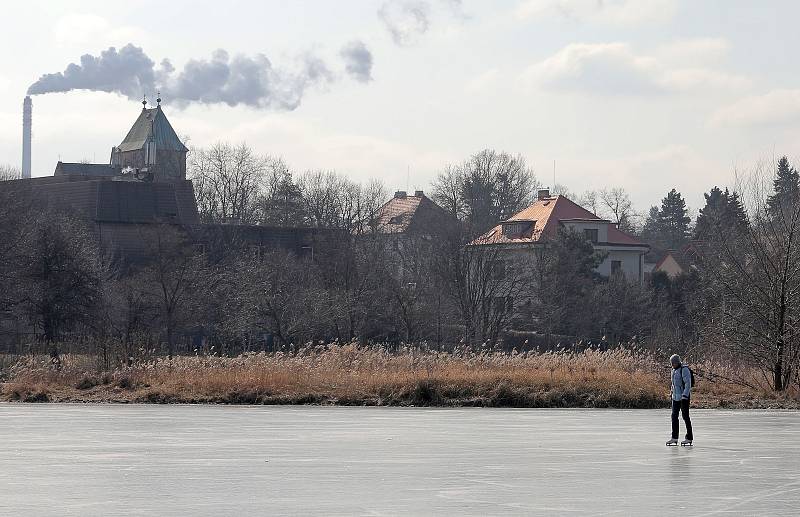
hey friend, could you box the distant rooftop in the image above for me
[472,194,647,247]
[374,190,456,234]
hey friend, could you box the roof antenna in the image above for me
[142,93,147,109]
[156,91,161,107]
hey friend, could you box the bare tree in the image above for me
[17,214,107,343]
[298,170,347,228]
[600,188,637,233]
[700,162,800,390]
[237,251,335,349]
[298,170,386,233]
[189,142,268,224]
[435,225,526,344]
[0,164,20,181]
[550,183,575,198]
[432,149,538,236]
[577,190,600,215]
[0,177,32,322]
[106,273,158,364]
[138,225,209,357]
[383,232,445,343]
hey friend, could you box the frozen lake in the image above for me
[1,405,799,516]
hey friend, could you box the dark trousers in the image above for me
[671,398,693,440]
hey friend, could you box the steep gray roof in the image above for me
[117,107,188,153]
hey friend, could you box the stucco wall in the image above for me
[562,221,609,242]
[490,244,645,284]
[594,247,644,282]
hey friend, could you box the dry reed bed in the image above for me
[1,345,796,408]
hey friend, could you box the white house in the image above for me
[470,189,649,284]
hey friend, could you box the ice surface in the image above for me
[1,405,798,516]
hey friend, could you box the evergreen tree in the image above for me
[694,186,749,240]
[767,156,800,215]
[258,171,307,226]
[656,189,691,249]
[533,228,606,337]
[640,206,661,246]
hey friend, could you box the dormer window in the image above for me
[501,220,533,236]
[584,228,599,243]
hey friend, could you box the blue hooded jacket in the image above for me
[672,365,692,401]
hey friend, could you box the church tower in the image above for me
[111,95,188,182]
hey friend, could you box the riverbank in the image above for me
[1,346,797,409]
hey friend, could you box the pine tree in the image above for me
[725,190,749,234]
[640,206,661,247]
[694,186,724,239]
[767,156,800,215]
[695,186,749,240]
[657,189,691,249]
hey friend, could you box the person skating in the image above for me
[666,354,693,446]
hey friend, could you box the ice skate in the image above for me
[681,439,693,447]
[666,438,678,446]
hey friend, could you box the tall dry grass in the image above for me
[1,344,795,408]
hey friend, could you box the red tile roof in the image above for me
[471,195,647,247]
[375,193,455,234]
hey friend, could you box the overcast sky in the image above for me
[2,0,799,213]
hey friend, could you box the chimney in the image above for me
[414,190,424,197]
[394,190,407,199]
[22,96,32,179]
[537,188,550,200]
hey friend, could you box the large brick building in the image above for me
[2,100,336,265]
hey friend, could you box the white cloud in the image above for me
[378,1,431,46]
[655,37,730,66]
[515,0,678,26]
[377,0,469,46]
[525,42,750,95]
[709,89,800,128]
[53,14,147,48]
[465,68,499,93]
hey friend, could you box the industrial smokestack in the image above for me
[22,96,32,178]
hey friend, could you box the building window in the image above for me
[501,220,533,236]
[584,228,599,243]
[611,260,622,274]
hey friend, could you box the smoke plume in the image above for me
[27,43,366,110]
[378,1,431,46]
[27,45,156,99]
[340,40,373,82]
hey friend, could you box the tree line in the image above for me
[0,152,799,391]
